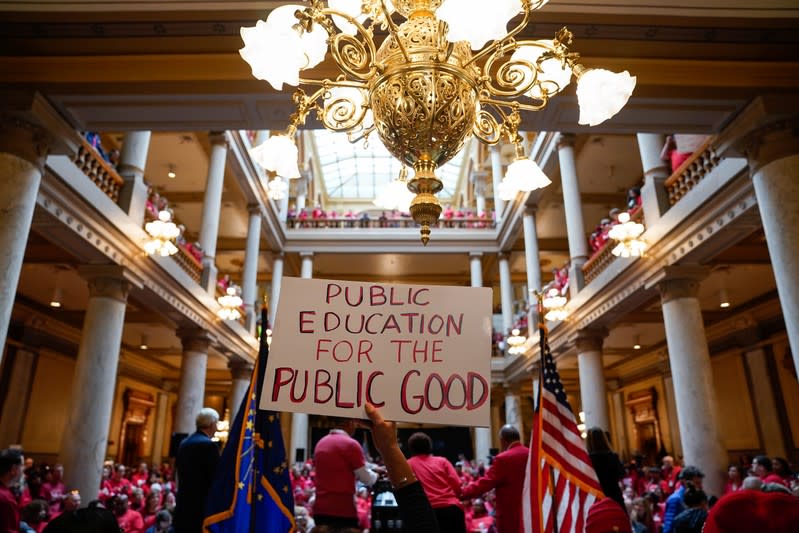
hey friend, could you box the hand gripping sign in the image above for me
[261,277,493,427]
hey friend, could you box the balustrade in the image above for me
[71,137,125,202]
[664,137,719,205]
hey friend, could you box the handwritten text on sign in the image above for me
[260,278,493,426]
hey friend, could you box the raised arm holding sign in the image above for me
[261,278,493,427]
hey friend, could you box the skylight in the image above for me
[312,130,467,202]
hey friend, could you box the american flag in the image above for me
[522,325,604,533]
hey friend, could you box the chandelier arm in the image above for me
[479,38,567,100]
[471,103,503,145]
[284,86,328,137]
[297,77,369,89]
[480,96,547,113]
[319,8,380,82]
[461,2,532,69]
[377,0,411,63]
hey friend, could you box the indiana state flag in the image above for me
[203,307,295,532]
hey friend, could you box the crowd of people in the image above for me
[0,450,176,533]
[3,403,799,533]
[286,206,496,230]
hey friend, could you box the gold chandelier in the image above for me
[240,0,636,244]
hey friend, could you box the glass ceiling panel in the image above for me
[313,130,467,201]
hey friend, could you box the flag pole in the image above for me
[534,291,559,533]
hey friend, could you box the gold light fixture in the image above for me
[608,211,646,257]
[49,286,63,308]
[542,287,568,322]
[507,328,527,355]
[217,285,244,321]
[240,0,636,244]
[144,210,181,256]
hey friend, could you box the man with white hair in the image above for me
[174,407,220,533]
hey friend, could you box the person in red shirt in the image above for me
[752,455,789,487]
[39,464,66,516]
[465,499,495,533]
[0,449,24,533]
[130,463,149,489]
[113,494,144,533]
[104,465,132,498]
[312,418,383,528]
[406,432,465,533]
[461,425,529,533]
[723,465,744,495]
[662,455,682,494]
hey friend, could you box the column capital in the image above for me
[299,251,314,259]
[78,265,141,303]
[228,358,254,380]
[524,205,538,217]
[645,265,709,303]
[469,252,483,259]
[557,133,576,150]
[208,131,229,148]
[715,94,799,170]
[498,252,510,261]
[177,328,214,353]
[575,327,608,353]
[503,384,522,396]
[0,116,52,171]
[247,204,263,217]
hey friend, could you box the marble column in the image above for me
[504,388,524,445]
[0,348,37,447]
[636,133,671,228]
[745,348,788,458]
[522,207,542,328]
[296,175,308,212]
[174,329,213,435]
[490,147,505,221]
[61,267,131,502]
[0,119,49,363]
[300,252,314,279]
[116,131,151,225]
[469,252,491,463]
[242,207,262,335]
[228,360,254,421]
[473,171,487,215]
[576,328,610,431]
[651,266,725,497]
[498,253,514,337]
[557,133,588,297]
[150,392,170,467]
[609,388,629,458]
[198,132,229,293]
[289,252,314,464]
[490,402,502,450]
[750,150,799,372]
[269,253,285,328]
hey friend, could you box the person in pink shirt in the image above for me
[312,418,383,528]
[105,464,132,498]
[39,464,65,516]
[723,465,744,495]
[461,425,529,533]
[465,499,495,533]
[130,463,149,489]
[406,432,465,533]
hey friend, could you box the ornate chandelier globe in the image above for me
[608,211,647,257]
[144,210,181,257]
[240,0,636,244]
[542,287,568,322]
[267,175,289,200]
[217,286,244,321]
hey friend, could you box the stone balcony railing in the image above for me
[71,137,125,202]
[286,216,497,230]
[664,137,720,205]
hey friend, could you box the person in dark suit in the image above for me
[174,408,220,533]
[461,425,530,533]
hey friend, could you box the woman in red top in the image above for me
[406,432,465,533]
[723,465,744,495]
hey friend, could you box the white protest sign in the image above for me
[260,277,493,426]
